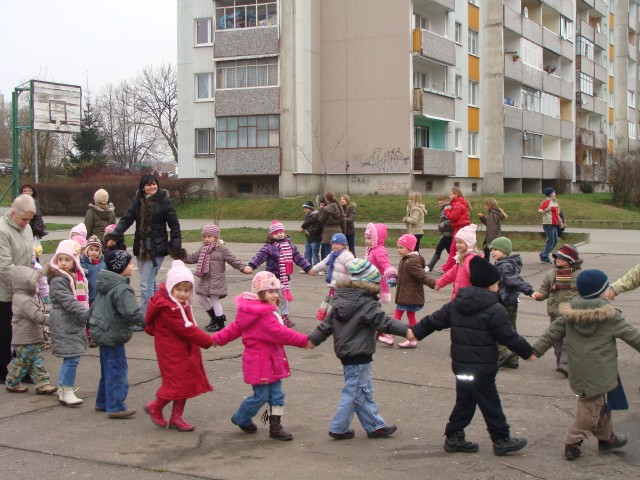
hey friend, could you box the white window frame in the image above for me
[216,115,280,149]
[560,16,573,42]
[216,58,279,89]
[468,30,478,56]
[195,73,215,101]
[628,90,636,108]
[413,70,428,90]
[455,129,462,151]
[195,18,213,46]
[469,0,478,6]
[629,121,637,139]
[195,128,215,155]
[578,36,594,60]
[414,126,429,148]
[523,133,543,158]
[468,131,478,157]
[468,81,478,106]
[522,38,543,69]
[455,75,462,98]
[580,72,594,96]
[455,22,462,44]
[216,0,278,30]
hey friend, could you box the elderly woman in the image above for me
[0,194,36,384]
[108,174,182,322]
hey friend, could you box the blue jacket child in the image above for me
[80,236,106,305]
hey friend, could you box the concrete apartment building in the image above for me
[177,0,640,197]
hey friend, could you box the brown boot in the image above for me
[266,406,292,441]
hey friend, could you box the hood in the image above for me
[234,293,279,328]
[450,196,469,209]
[491,208,507,220]
[451,286,501,315]
[88,203,115,214]
[331,282,380,322]
[11,266,40,295]
[495,254,523,271]
[365,223,387,248]
[96,269,129,294]
[559,298,617,336]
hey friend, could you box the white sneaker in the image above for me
[424,266,431,272]
[377,334,394,346]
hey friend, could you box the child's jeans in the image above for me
[330,363,387,435]
[96,345,129,413]
[58,356,80,387]
[566,394,612,445]
[6,343,50,387]
[232,380,285,426]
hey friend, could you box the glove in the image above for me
[387,276,397,288]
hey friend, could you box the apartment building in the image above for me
[176,0,639,197]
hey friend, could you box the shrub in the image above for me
[579,182,594,194]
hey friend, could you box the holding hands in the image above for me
[243,266,253,274]
[531,291,543,301]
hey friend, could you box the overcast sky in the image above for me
[0,0,176,98]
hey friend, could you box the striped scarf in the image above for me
[554,267,573,290]
[276,239,294,301]
[74,269,89,307]
[195,244,214,278]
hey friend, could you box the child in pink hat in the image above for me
[435,224,483,300]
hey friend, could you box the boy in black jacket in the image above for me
[412,256,535,456]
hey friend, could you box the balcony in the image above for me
[216,148,281,176]
[412,28,455,66]
[420,0,455,10]
[215,87,280,117]
[504,5,522,35]
[214,26,279,58]
[413,147,455,176]
[412,88,456,121]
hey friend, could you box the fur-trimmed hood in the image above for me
[331,281,381,323]
[559,298,617,335]
[234,293,279,328]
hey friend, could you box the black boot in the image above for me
[204,309,217,332]
[444,430,479,453]
[210,314,226,333]
[263,406,292,441]
[425,253,440,272]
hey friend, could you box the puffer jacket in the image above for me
[413,286,533,380]
[364,223,397,303]
[312,248,354,287]
[319,202,345,243]
[213,293,308,385]
[84,203,116,241]
[395,252,436,307]
[437,205,453,237]
[11,266,49,345]
[114,189,181,259]
[436,252,479,300]
[536,259,583,317]
[533,298,640,398]
[185,243,246,298]
[610,264,640,295]
[80,254,106,303]
[444,196,471,230]
[404,204,427,235]
[308,282,409,365]
[494,254,534,306]
[300,210,322,242]
[145,284,214,400]
[0,213,34,302]
[249,237,311,277]
[89,269,143,346]
[48,272,90,358]
[539,197,560,225]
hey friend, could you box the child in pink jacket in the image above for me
[435,224,482,300]
[213,271,308,441]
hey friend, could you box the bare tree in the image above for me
[135,64,178,163]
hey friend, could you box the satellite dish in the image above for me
[523,7,529,19]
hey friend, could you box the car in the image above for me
[0,163,13,176]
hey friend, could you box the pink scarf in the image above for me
[195,244,214,278]
[277,239,294,301]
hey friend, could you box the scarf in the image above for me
[195,244,214,278]
[325,249,345,283]
[554,267,573,290]
[139,195,155,262]
[74,269,89,307]
[276,238,294,301]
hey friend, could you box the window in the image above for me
[471,182,478,192]
[455,129,462,150]
[468,131,478,156]
[195,18,213,45]
[455,22,462,44]
[195,73,215,100]
[425,181,433,192]
[521,86,541,112]
[580,72,594,96]
[216,58,278,89]
[413,70,428,89]
[455,75,462,97]
[522,38,543,69]
[413,14,428,30]
[523,132,543,158]
[195,128,215,155]
[414,126,429,148]
[629,90,636,108]
[216,115,279,148]
[629,121,637,139]
[237,183,253,193]
[578,36,594,60]
[468,30,478,55]
[468,0,478,5]
[560,16,573,42]
[468,81,478,106]
[216,0,277,30]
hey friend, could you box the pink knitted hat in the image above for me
[397,234,417,251]
[104,224,116,235]
[166,260,195,304]
[50,239,84,278]
[202,223,221,237]
[455,224,477,249]
[252,271,281,294]
[269,220,285,235]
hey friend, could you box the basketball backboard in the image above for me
[31,80,82,133]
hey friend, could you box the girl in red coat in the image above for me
[213,271,309,441]
[143,260,215,431]
[440,187,471,273]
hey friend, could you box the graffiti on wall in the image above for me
[349,175,409,193]
[357,147,410,173]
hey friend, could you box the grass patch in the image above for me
[46,223,75,231]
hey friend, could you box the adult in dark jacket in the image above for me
[108,174,182,318]
[412,257,534,456]
[19,184,48,238]
[300,201,322,266]
[318,191,345,259]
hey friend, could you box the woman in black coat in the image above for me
[108,174,182,320]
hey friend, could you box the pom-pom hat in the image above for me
[576,269,609,299]
[269,220,285,235]
[469,256,501,288]
[85,235,103,254]
[252,271,281,294]
[397,234,417,251]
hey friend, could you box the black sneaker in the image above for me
[444,431,479,453]
[565,442,581,460]
[493,437,527,456]
[329,429,355,440]
[598,434,627,452]
[367,425,397,438]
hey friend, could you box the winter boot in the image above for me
[492,436,527,456]
[281,314,296,328]
[204,309,217,332]
[564,441,582,460]
[425,253,440,272]
[444,430,479,453]
[58,386,83,406]
[210,314,226,333]
[264,406,293,441]
[169,399,195,431]
[144,397,171,428]
[598,434,628,452]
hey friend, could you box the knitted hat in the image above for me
[455,224,477,249]
[576,269,609,299]
[302,200,314,209]
[330,233,347,245]
[104,224,116,235]
[397,234,417,251]
[489,237,512,256]
[105,250,132,274]
[166,260,195,303]
[94,189,109,204]
[544,187,555,197]
[70,223,87,246]
[552,244,580,264]
[50,239,84,277]
[202,223,221,237]
[85,235,103,253]
[252,271,281,294]
[348,258,381,284]
[269,220,285,235]
[469,256,501,288]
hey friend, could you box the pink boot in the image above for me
[144,397,170,427]
[398,339,417,349]
[169,399,195,431]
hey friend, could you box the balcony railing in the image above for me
[413,147,455,176]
